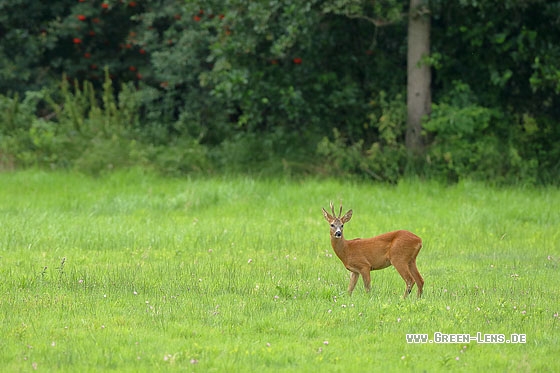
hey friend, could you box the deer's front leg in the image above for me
[360,270,371,292]
[348,272,359,294]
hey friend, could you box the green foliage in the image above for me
[432,0,560,118]
[425,0,560,184]
[128,1,232,144]
[423,81,545,185]
[204,0,390,142]
[322,0,405,24]
[0,91,50,170]
[0,72,209,175]
[317,91,407,183]
[317,128,365,176]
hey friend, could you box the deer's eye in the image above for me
[341,225,344,228]
[330,224,334,228]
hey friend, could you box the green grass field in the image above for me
[1,170,558,372]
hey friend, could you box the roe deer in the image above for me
[322,202,424,298]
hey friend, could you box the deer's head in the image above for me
[322,202,353,239]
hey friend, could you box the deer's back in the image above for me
[345,230,422,270]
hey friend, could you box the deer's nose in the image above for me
[334,230,342,238]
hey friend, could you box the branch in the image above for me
[345,12,405,27]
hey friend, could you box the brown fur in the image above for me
[322,203,424,297]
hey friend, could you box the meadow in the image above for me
[0,170,558,372]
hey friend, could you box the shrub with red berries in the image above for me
[0,0,389,141]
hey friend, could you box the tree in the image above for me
[323,0,431,155]
[1,0,559,182]
[406,0,431,155]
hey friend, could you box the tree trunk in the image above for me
[406,0,431,155]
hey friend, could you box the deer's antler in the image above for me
[329,201,344,218]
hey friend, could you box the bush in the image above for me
[0,91,49,170]
[317,92,407,183]
[423,82,540,184]
[0,72,210,175]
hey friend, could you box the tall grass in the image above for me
[0,170,558,371]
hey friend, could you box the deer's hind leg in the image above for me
[392,260,415,298]
[409,260,424,298]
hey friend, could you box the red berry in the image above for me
[193,15,201,22]
[293,57,302,65]
[84,52,91,58]
[73,38,82,44]
[128,1,137,7]
[129,66,137,72]
[139,49,146,54]
[77,15,86,21]
[101,3,109,9]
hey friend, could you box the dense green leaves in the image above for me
[0,0,559,183]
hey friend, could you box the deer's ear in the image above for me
[322,208,333,222]
[341,209,353,223]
